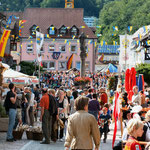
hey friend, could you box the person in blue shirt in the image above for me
[98,107,111,143]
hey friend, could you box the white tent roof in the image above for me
[132,25,150,39]
[3,69,29,78]
[1,63,10,69]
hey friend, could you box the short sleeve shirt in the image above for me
[124,137,142,150]
[6,90,16,109]
[40,94,49,110]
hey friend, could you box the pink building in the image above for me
[17,8,97,72]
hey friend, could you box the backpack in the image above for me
[48,94,57,115]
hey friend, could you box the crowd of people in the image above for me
[3,70,150,150]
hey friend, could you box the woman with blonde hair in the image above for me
[124,119,144,150]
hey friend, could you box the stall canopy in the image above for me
[100,63,118,73]
[3,69,29,78]
[1,64,38,85]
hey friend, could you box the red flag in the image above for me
[128,67,136,101]
[40,62,43,67]
[112,92,119,148]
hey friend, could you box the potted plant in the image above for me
[74,76,91,88]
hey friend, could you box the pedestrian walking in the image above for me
[64,96,100,150]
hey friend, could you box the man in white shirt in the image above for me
[132,86,141,106]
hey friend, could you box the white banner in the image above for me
[36,31,44,62]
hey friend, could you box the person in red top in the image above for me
[124,119,144,150]
[99,88,108,106]
[40,88,51,144]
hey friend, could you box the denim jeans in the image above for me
[7,108,17,139]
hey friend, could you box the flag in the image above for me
[0,29,11,57]
[113,41,117,46]
[36,31,44,62]
[7,16,13,25]
[143,26,148,33]
[40,62,43,67]
[99,53,104,62]
[112,34,117,36]
[96,25,101,28]
[80,26,85,28]
[112,92,119,148]
[101,41,105,46]
[113,26,118,31]
[128,26,133,32]
[67,54,74,70]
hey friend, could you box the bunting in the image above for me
[67,54,74,70]
[0,29,11,57]
[128,26,133,32]
[113,26,118,31]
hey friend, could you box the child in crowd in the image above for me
[124,119,143,150]
[98,107,111,143]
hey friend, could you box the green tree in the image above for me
[136,63,150,86]
[14,61,43,76]
[98,0,150,44]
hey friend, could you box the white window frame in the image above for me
[48,44,55,52]
[40,45,44,53]
[59,45,66,52]
[71,45,77,53]
[27,44,33,53]
[58,61,67,70]
[42,61,48,69]
[49,61,55,70]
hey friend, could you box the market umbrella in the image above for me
[125,69,130,93]
[108,63,118,73]
[128,67,136,101]
[138,74,144,92]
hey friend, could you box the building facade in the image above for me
[95,45,120,71]
[9,8,97,72]
[83,16,98,27]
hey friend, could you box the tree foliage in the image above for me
[17,61,43,76]
[98,0,150,44]
[0,0,113,17]
[136,64,150,86]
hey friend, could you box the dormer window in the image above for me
[70,26,78,36]
[48,25,56,35]
[59,25,67,35]
[30,25,40,36]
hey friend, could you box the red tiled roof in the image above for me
[20,8,97,39]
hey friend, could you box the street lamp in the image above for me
[79,32,87,77]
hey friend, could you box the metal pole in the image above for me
[125,31,127,71]
[38,62,40,86]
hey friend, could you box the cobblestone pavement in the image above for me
[0,123,121,150]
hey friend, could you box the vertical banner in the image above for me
[67,54,74,70]
[0,29,11,57]
[36,31,44,62]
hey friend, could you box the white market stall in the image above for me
[2,68,39,86]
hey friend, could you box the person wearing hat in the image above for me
[98,107,111,143]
